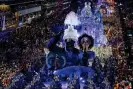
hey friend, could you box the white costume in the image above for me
[64,11,81,26]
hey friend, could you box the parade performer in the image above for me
[46,25,81,69]
[78,33,95,66]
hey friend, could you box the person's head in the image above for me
[78,34,94,51]
[65,39,75,51]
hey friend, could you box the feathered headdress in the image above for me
[64,11,81,26]
[63,25,79,41]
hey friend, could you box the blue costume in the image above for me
[46,32,82,68]
[46,32,95,69]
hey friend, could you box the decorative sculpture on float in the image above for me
[78,2,107,46]
[81,2,92,18]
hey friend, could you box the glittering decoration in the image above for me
[78,2,107,46]
[63,0,123,59]
[91,46,112,61]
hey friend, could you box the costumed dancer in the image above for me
[46,25,81,68]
